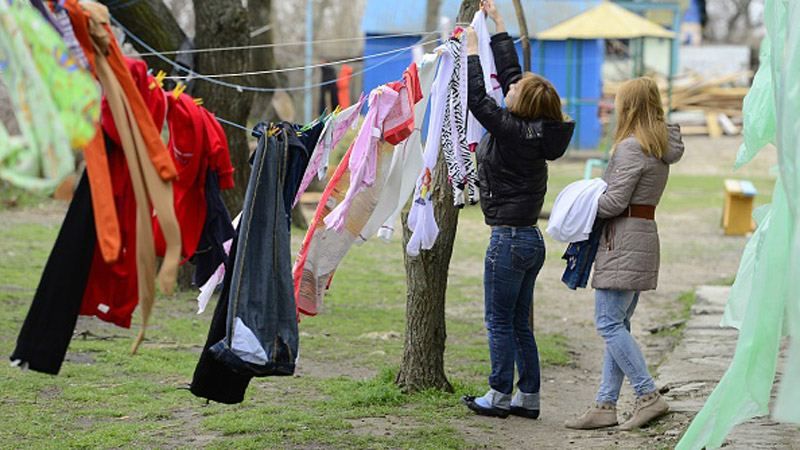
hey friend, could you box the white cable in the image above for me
[112,17,429,93]
[137,31,438,57]
[163,38,439,80]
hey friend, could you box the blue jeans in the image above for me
[484,226,545,395]
[595,289,657,404]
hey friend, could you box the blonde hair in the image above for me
[508,73,564,122]
[613,77,667,158]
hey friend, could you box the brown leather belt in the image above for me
[617,204,656,220]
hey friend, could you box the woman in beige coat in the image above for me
[566,78,685,431]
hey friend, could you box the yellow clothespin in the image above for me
[172,82,187,99]
[267,124,280,137]
[149,70,167,90]
[332,104,341,115]
[192,97,204,106]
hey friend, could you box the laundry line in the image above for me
[162,37,439,80]
[137,31,440,57]
[113,17,437,93]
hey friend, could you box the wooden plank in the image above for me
[706,112,723,138]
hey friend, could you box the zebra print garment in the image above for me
[440,36,479,208]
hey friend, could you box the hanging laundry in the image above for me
[0,0,99,191]
[294,64,422,317]
[293,94,365,208]
[29,0,63,38]
[208,126,298,376]
[358,59,436,243]
[10,173,98,375]
[192,170,236,289]
[191,121,322,402]
[323,86,400,231]
[78,58,183,329]
[466,10,503,148]
[440,32,479,208]
[190,233,252,405]
[406,39,465,257]
[153,93,236,262]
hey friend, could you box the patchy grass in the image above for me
[1,154,769,447]
[0,201,569,448]
[0,180,49,211]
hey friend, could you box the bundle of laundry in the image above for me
[546,178,607,290]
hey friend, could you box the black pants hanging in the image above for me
[10,173,97,375]
[189,233,253,404]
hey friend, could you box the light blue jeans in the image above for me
[594,289,657,404]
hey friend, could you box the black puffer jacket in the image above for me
[468,32,575,227]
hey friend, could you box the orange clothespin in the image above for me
[192,97,204,106]
[149,70,167,90]
[172,82,187,99]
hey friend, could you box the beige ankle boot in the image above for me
[619,391,669,431]
[564,403,618,430]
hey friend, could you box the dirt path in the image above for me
[450,136,779,449]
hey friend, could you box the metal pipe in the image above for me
[304,0,313,123]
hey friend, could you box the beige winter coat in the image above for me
[591,124,684,291]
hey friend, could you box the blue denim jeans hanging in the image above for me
[209,131,298,377]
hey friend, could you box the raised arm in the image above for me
[483,0,521,94]
[466,27,517,137]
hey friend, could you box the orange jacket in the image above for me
[62,0,177,263]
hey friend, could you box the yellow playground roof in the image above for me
[536,1,676,41]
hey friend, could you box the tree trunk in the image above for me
[511,0,531,72]
[423,0,444,51]
[101,0,187,75]
[396,0,480,394]
[193,0,255,213]
[248,0,278,123]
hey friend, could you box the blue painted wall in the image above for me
[362,35,420,101]
[529,39,604,149]
[363,36,604,149]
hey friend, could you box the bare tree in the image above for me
[101,0,187,75]
[396,0,480,394]
[193,0,256,211]
[705,0,765,45]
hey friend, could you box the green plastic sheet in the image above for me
[677,0,800,447]
[0,0,100,192]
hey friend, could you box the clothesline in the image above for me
[137,31,439,57]
[162,37,440,79]
[214,116,256,135]
[113,18,438,93]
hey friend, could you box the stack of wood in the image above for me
[603,71,753,138]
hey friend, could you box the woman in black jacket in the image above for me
[461,0,575,419]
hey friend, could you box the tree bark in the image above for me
[193,0,255,213]
[511,0,531,72]
[101,0,187,75]
[396,0,480,394]
[423,0,444,51]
